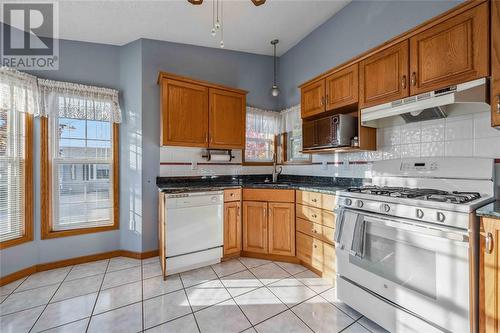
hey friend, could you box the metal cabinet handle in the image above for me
[325,94,329,105]
[401,75,407,89]
[311,214,317,218]
[485,232,494,254]
[410,72,417,86]
[205,133,209,143]
[496,95,500,114]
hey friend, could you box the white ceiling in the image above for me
[52,0,350,56]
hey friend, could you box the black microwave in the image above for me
[303,114,357,150]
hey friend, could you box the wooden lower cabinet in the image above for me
[243,201,268,254]
[224,201,241,256]
[492,0,500,127]
[268,203,295,256]
[480,217,500,333]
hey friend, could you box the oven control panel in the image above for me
[400,161,438,172]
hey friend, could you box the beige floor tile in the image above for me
[101,266,141,290]
[0,284,58,316]
[185,279,231,312]
[94,281,142,314]
[88,302,142,333]
[142,256,160,265]
[255,310,312,333]
[267,278,316,306]
[293,270,334,294]
[341,323,372,333]
[65,260,108,281]
[32,293,97,332]
[180,266,218,288]
[143,289,192,329]
[234,287,287,325]
[275,262,308,276]
[17,267,71,292]
[238,257,271,269]
[107,257,141,273]
[242,328,257,333]
[320,288,362,320]
[195,299,251,333]
[145,314,198,333]
[0,277,27,296]
[42,318,89,333]
[0,305,44,333]
[211,260,247,278]
[51,274,103,303]
[220,270,263,298]
[143,274,183,300]
[142,262,163,279]
[250,263,290,285]
[291,295,354,333]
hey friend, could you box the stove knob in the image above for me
[436,212,446,223]
[380,204,390,213]
[416,209,424,219]
[356,200,364,208]
[345,199,352,206]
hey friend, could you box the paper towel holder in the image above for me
[202,149,235,162]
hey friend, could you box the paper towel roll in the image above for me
[210,154,231,162]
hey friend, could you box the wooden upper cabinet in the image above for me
[325,63,358,110]
[360,41,409,108]
[409,2,489,95]
[209,88,246,149]
[161,79,209,147]
[242,201,268,254]
[268,202,295,257]
[492,0,500,127]
[301,80,325,118]
[480,217,500,333]
[224,201,241,256]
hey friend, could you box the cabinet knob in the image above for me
[311,214,317,218]
[485,232,494,254]
[410,72,417,86]
[401,75,407,89]
[311,198,318,203]
[313,244,317,249]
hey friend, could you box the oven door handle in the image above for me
[360,214,469,243]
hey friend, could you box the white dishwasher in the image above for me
[164,191,223,275]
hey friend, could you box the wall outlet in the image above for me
[321,161,328,170]
[191,161,198,170]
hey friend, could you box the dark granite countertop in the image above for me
[476,200,500,219]
[157,174,364,195]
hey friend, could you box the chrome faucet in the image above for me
[272,153,282,183]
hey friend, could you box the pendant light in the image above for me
[270,39,279,97]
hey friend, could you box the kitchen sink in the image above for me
[251,182,291,187]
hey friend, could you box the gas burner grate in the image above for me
[346,186,481,203]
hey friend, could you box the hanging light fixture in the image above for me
[270,39,279,97]
[210,0,224,48]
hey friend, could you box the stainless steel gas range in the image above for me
[335,157,496,333]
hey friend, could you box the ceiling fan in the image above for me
[188,0,266,6]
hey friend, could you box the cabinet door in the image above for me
[480,218,500,333]
[268,202,295,256]
[492,0,500,127]
[409,2,488,95]
[209,89,246,149]
[296,232,323,272]
[301,80,325,119]
[325,63,359,111]
[242,201,268,254]
[302,119,316,149]
[161,79,208,147]
[224,201,241,256]
[360,41,409,108]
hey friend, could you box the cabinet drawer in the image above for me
[323,242,336,277]
[296,204,335,228]
[296,218,334,245]
[243,189,295,203]
[296,232,323,271]
[224,189,241,202]
[296,190,336,210]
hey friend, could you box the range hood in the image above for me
[361,78,490,128]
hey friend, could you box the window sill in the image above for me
[41,224,119,240]
[0,234,34,250]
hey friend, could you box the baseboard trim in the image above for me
[0,249,159,287]
[240,251,301,264]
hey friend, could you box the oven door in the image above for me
[336,209,471,333]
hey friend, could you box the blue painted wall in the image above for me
[278,0,463,109]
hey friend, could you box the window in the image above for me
[0,69,35,248]
[244,107,280,164]
[40,79,121,238]
[280,105,311,164]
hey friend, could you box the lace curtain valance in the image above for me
[0,67,39,115]
[246,106,281,135]
[280,105,301,134]
[38,79,122,123]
